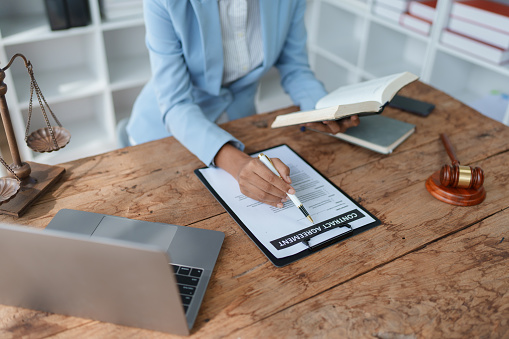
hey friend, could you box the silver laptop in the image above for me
[0,209,224,335]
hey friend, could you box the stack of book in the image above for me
[442,0,509,65]
[373,0,410,22]
[99,0,143,21]
[401,0,436,35]
[43,0,91,31]
[372,0,436,36]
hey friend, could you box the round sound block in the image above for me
[425,170,486,206]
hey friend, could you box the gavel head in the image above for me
[440,164,484,189]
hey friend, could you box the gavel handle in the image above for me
[440,133,460,166]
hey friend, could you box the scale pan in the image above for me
[26,126,71,153]
[0,177,20,204]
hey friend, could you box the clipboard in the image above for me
[194,144,381,267]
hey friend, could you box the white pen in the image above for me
[258,153,314,223]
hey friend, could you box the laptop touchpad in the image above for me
[91,216,177,251]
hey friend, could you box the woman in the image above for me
[127,0,358,208]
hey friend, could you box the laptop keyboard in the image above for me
[171,264,204,314]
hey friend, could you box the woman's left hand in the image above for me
[303,115,360,134]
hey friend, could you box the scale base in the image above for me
[425,170,486,206]
[0,162,65,217]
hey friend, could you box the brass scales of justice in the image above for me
[0,53,70,217]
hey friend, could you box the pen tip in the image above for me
[307,215,314,223]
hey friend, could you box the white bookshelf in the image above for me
[0,0,148,165]
[303,0,509,126]
[1,0,508,168]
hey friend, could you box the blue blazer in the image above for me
[127,0,327,166]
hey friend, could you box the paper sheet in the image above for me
[198,145,377,258]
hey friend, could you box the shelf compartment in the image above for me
[322,0,370,14]
[430,51,509,124]
[437,41,509,78]
[0,1,46,40]
[103,26,150,90]
[21,94,115,164]
[369,12,431,42]
[112,85,144,123]
[315,1,366,66]
[99,1,144,29]
[313,54,357,93]
[0,0,95,45]
[363,22,426,77]
[255,67,293,114]
[101,17,145,32]
[4,33,105,107]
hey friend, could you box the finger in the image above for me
[306,116,360,134]
[306,120,341,134]
[253,159,295,195]
[324,116,359,133]
[322,120,342,134]
[237,159,293,201]
[304,121,333,133]
[338,115,360,132]
[270,158,291,184]
[240,180,288,208]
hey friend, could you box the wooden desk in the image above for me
[1,82,508,338]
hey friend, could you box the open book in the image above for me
[271,71,419,128]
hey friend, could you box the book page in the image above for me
[271,72,418,128]
[198,145,377,259]
[315,72,414,109]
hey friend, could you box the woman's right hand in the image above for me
[214,143,294,208]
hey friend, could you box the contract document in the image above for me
[195,144,380,266]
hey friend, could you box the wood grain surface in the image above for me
[0,82,508,338]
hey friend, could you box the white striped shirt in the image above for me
[218,0,263,86]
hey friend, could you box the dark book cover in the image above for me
[311,115,416,154]
[43,0,70,31]
[65,0,91,28]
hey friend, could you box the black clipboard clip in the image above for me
[301,223,353,252]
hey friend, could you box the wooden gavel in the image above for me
[439,133,484,189]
